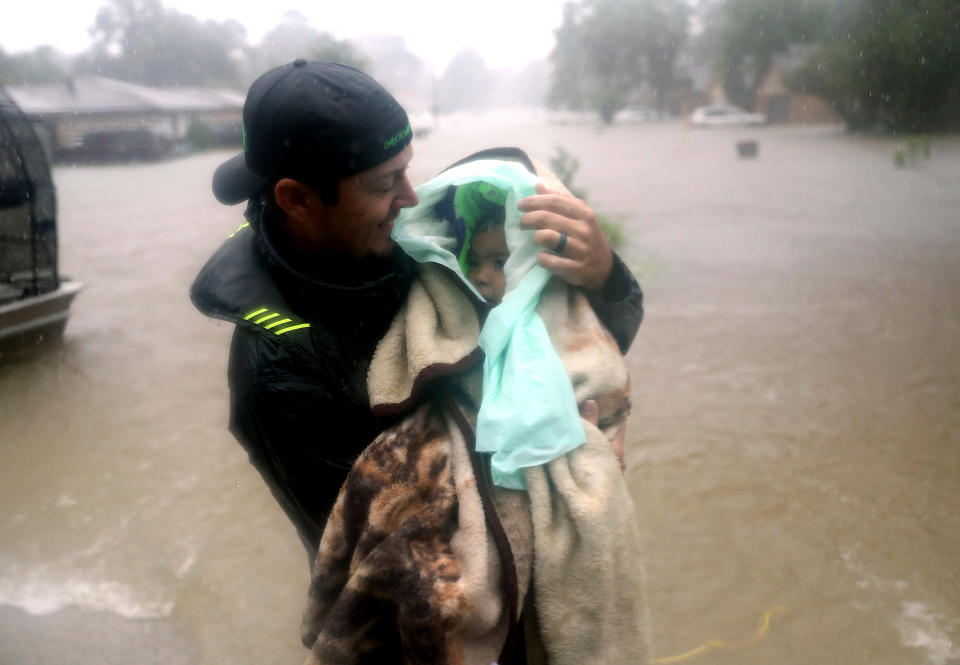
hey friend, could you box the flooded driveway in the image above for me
[1,113,958,664]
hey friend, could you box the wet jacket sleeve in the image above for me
[229,380,350,556]
[226,330,373,556]
[586,251,644,354]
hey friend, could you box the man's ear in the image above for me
[273,178,319,223]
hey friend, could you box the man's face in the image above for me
[315,144,418,259]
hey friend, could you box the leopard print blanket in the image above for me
[301,264,649,665]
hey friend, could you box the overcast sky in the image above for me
[1,0,570,74]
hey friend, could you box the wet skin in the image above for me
[466,226,509,305]
[273,144,419,260]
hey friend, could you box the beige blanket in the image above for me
[301,263,649,665]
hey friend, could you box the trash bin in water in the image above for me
[736,140,759,158]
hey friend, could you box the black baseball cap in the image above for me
[212,59,412,205]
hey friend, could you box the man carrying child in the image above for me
[190,60,646,662]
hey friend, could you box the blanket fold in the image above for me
[302,224,648,665]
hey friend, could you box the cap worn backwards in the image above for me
[212,59,412,205]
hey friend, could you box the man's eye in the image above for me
[369,177,396,192]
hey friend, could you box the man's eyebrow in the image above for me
[363,164,408,183]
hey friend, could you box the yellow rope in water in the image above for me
[652,606,786,665]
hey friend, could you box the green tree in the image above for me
[502,59,552,108]
[436,50,494,113]
[640,0,690,115]
[547,3,592,113]
[309,35,368,71]
[791,0,960,133]
[0,46,68,85]
[250,11,369,77]
[548,0,689,123]
[75,0,245,87]
[358,35,432,109]
[711,0,829,110]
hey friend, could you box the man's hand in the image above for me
[580,399,627,472]
[518,182,614,293]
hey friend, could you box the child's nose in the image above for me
[474,265,495,285]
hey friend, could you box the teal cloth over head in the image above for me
[392,159,586,490]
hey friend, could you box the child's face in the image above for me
[466,227,509,305]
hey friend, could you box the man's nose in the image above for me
[395,174,418,208]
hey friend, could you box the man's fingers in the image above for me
[518,180,612,293]
[531,228,583,255]
[518,191,593,223]
[519,209,580,235]
[536,252,586,285]
[609,424,627,472]
[534,181,558,196]
[518,198,591,224]
[579,399,599,426]
[581,400,628,472]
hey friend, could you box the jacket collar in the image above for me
[190,217,413,340]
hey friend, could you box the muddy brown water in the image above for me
[1,112,958,664]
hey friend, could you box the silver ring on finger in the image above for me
[554,231,568,256]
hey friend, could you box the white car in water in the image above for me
[689,104,767,127]
[615,106,662,123]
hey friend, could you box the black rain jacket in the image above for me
[190,153,645,558]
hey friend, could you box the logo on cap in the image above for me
[383,123,412,150]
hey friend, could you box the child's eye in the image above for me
[494,259,506,270]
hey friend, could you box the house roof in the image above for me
[6,76,244,116]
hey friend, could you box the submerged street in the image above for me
[1,112,958,664]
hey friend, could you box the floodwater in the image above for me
[1,112,958,665]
